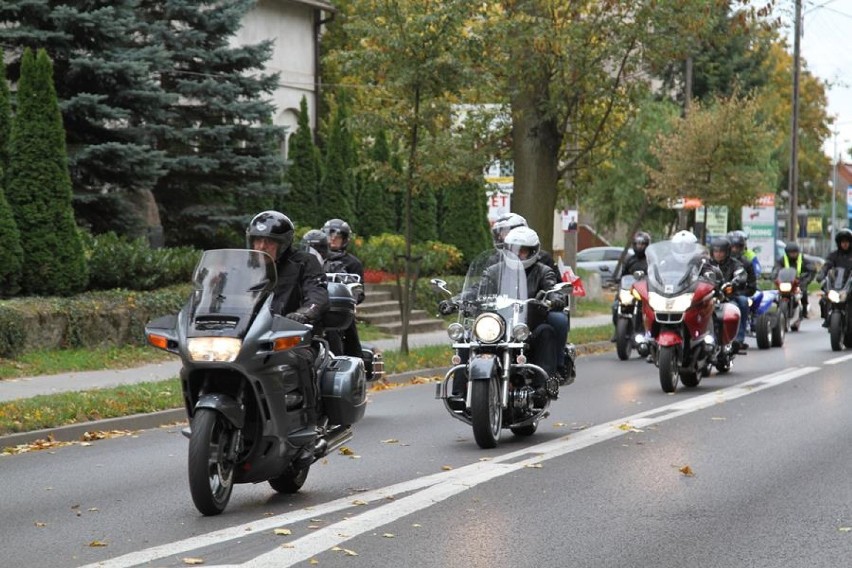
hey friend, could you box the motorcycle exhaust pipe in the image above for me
[314,425,353,459]
[635,334,649,356]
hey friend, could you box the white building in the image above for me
[234,0,336,159]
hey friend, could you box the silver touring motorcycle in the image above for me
[432,249,575,449]
[145,249,378,515]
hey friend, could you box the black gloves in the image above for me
[438,300,457,315]
[549,292,566,311]
[286,303,321,325]
[286,311,311,324]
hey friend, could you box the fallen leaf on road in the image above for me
[441,465,453,471]
[352,499,369,506]
[678,465,695,477]
[553,422,567,428]
[34,522,46,528]
[617,423,643,433]
[309,559,318,565]
[281,543,295,548]
[711,417,726,421]
[344,549,358,556]
[525,463,543,469]
[381,439,399,444]
[273,528,291,536]
[410,376,439,384]
[183,558,204,565]
[478,457,491,462]
[369,380,399,392]
[88,541,108,547]
[383,533,395,538]
[839,527,852,533]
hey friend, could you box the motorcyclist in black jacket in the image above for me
[708,236,749,352]
[611,231,650,335]
[817,228,852,325]
[246,211,329,431]
[321,219,366,358]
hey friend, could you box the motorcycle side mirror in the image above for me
[632,270,645,280]
[430,278,451,296]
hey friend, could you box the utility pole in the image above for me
[832,129,839,245]
[788,0,802,242]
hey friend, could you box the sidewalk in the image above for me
[0,313,612,446]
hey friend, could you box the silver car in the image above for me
[576,246,633,284]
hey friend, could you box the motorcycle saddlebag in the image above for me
[320,355,367,425]
[323,282,356,331]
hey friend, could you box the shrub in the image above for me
[357,233,462,277]
[83,232,200,291]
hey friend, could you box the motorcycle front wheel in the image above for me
[829,311,843,351]
[471,375,502,449]
[188,408,236,516]
[755,313,772,349]
[615,318,633,361]
[771,312,786,347]
[658,346,680,393]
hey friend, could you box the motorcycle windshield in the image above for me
[776,267,798,283]
[645,240,706,295]
[619,274,636,290]
[189,249,277,324]
[461,249,528,311]
[829,267,848,290]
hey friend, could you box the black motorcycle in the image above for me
[824,267,852,351]
[614,273,645,360]
[145,249,375,515]
[431,249,575,449]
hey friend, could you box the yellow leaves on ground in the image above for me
[2,430,136,456]
[381,438,399,444]
[677,465,695,477]
[352,499,369,506]
[617,423,643,433]
[338,446,360,459]
[183,558,205,565]
[273,528,292,536]
[368,375,440,392]
[441,465,453,471]
[88,540,108,547]
[524,463,543,469]
[331,546,358,556]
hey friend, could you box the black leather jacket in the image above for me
[271,247,329,324]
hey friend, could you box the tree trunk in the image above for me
[511,85,562,253]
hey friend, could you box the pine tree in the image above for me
[7,49,88,296]
[0,49,23,296]
[439,177,491,264]
[141,0,286,248]
[318,96,356,225]
[0,1,172,237]
[285,96,323,228]
[356,129,398,237]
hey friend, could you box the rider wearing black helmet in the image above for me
[246,210,329,431]
[611,231,651,339]
[776,241,816,318]
[322,218,366,358]
[709,236,749,351]
[817,228,852,325]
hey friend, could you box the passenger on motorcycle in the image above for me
[320,219,366,358]
[817,228,852,326]
[708,236,749,352]
[247,211,329,431]
[728,230,761,278]
[611,231,650,335]
[776,242,815,317]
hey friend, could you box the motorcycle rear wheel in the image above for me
[269,465,310,494]
[615,319,633,361]
[471,375,502,449]
[829,311,843,351]
[188,409,236,516]
[658,346,679,394]
[755,314,772,349]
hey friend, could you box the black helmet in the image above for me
[836,228,852,247]
[727,230,746,249]
[710,236,731,260]
[632,231,651,254]
[300,229,329,260]
[246,210,294,261]
[322,218,352,252]
[784,242,800,255]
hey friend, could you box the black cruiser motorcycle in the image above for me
[431,249,574,449]
[145,249,375,515]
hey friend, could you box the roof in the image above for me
[289,0,336,11]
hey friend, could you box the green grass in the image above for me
[0,325,613,440]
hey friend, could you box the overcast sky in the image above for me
[780,0,852,159]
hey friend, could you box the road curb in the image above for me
[1,342,614,449]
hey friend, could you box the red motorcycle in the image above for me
[633,240,741,393]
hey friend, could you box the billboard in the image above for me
[742,194,776,271]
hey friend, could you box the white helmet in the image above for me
[491,213,527,247]
[503,226,540,269]
[671,230,699,264]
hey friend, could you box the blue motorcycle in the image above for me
[749,288,784,349]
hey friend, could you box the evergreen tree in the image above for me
[0,49,23,296]
[285,96,323,228]
[140,0,286,248]
[357,129,398,237]
[0,1,172,237]
[7,49,88,296]
[439,177,491,264]
[410,185,438,243]
[319,96,356,224]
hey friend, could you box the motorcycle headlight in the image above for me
[828,290,846,303]
[778,282,792,293]
[618,290,635,305]
[512,323,530,341]
[447,322,465,342]
[187,337,241,362]
[473,313,505,343]
[648,291,693,313]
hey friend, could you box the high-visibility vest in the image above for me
[783,254,803,275]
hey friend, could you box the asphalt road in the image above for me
[3,318,852,567]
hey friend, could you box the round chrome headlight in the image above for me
[512,323,530,341]
[473,313,505,343]
[447,322,465,341]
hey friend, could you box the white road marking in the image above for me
[81,366,819,568]
[823,353,852,365]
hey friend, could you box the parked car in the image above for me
[576,246,633,285]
